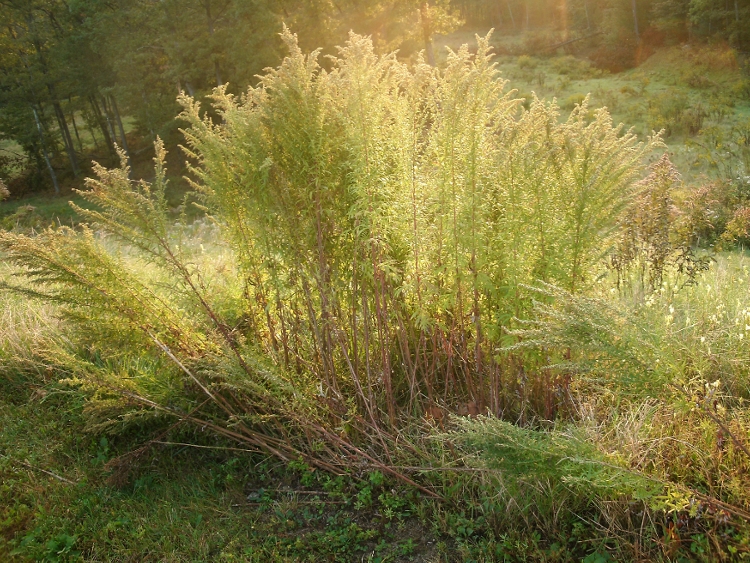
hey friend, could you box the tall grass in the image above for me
[0,263,64,384]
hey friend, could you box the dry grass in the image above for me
[0,263,66,382]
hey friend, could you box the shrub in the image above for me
[562,93,587,111]
[675,180,736,248]
[592,87,619,112]
[683,103,707,136]
[590,35,638,73]
[487,263,750,557]
[647,91,687,137]
[0,205,42,231]
[680,122,750,247]
[516,55,537,70]
[646,92,706,137]
[516,91,533,110]
[721,206,750,247]
[695,45,738,70]
[551,55,592,77]
[684,71,715,90]
[707,92,734,123]
[730,78,750,100]
[0,153,26,193]
[733,117,750,146]
[612,155,692,289]
[520,30,556,55]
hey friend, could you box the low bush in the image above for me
[562,92,587,111]
[683,103,707,135]
[647,91,707,137]
[516,54,537,70]
[731,78,750,100]
[590,35,639,72]
[551,54,593,76]
[684,71,715,90]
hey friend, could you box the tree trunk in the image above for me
[632,0,640,40]
[67,99,84,153]
[141,90,156,138]
[33,102,61,161]
[205,0,224,86]
[90,96,114,155]
[23,15,73,172]
[53,101,79,176]
[724,0,730,31]
[109,94,131,167]
[71,115,84,153]
[99,95,118,152]
[214,61,223,87]
[84,108,101,152]
[525,0,530,29]
[584,0,591,30]
[184,81,196,97]
[24,13,78,176]
[507,0,516,30]
[33,106,60,195]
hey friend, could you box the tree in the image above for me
[0,0,74,189]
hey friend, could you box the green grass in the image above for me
[0,139,25,158]
[4,382,538,562]
[0,269,441,562]
[0,194,94,231]
[0,139,28,181]
[0,187,197,232]
[0,376,439,562]
[498,45,749,184]
[0,250,658,562]
[0,381,637,562]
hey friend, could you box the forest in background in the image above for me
[1,0,750,196]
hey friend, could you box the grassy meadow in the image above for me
[2,32,750,562]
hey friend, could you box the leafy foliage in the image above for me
[612,154,710,289]
[179,29,658,424]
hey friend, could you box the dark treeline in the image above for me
[1,0,748,194]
